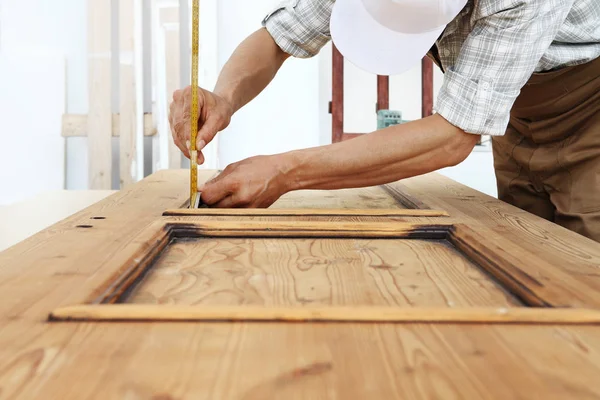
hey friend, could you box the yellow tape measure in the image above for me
[189,0,200,208]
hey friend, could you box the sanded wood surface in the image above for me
[272,186,406,209]
[2,169,600,399]
[163,208,449,217]
[51,304,600,324]
[392,175,600,296]
[124,237,520,307]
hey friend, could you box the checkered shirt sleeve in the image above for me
[435,0,577,136]
[262,0,334,58]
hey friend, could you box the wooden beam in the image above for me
[119,0,142,188]
[160,6,182,169]
[332,44,344,143]
[49,304,600,324]
[376,75,389,111]
[422,56,434,117]
[162,208,450,217]
[61,114,156,137]
[87,0,112,189]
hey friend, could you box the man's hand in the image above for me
[169,86,233,164]
[200,154,292,208]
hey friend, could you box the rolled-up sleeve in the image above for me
[435,0,575,136]
[262,0,334,58]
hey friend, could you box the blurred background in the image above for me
[0,0,497,206]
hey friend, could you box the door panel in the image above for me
[49,219,600,323]
[125,237,522,307]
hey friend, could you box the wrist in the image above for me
[213,90,235,119]
[277,149,319,192]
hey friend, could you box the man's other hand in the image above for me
[199,154,293,208]
[169,86,234,164]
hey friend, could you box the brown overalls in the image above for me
[492,56,600,243]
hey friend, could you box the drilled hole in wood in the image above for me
[90,217,106,220]
[76,225,93,229]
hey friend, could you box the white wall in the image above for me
[216,0,322,166]
[0,0,72,205]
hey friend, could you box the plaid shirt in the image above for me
[262,0,600,136]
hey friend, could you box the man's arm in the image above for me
[169,28,289,161]
[284,114,478,191]
[199,114,478,207]
[214,28,290,115]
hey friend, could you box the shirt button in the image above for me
[443,49,451,57]
[482,82,491,90]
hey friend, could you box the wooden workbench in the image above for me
[2,169,600,399]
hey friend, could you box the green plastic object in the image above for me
[377,109,407,129]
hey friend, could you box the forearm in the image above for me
[214,28,290,113]
[285,114,479,190]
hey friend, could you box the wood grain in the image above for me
[121,237,520,307]
[451,224,600,308]
[2,170,600,399]
[87,0,112,189]
[50,305,600,324]
[273,186,405,209]
[166,220,452,238]
[383,181,431,209]
[391,174,600,298]
[163,208,449,217]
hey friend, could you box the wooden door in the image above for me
[3,169,600,398]
[49,173,600,322]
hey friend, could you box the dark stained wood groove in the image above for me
[88,226,172,305]
[382,182,432,210]
[449,226,550,308]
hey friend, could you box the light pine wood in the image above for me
[50,304,600,324]
[87,0,112,189]
[393,174,600,295]
[61,113,156,137]
[451,224,600,308]
[163,208,449,217]
[119,0,140,188]
[272,186,406,209]
[2,170,600,399]
[122,237,520,307]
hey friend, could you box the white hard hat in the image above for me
[330,0,467,75]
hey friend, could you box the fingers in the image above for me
[196,116,221,154]
[169,89,190,158]
[212,195,237,208]
[200,179,232,206]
